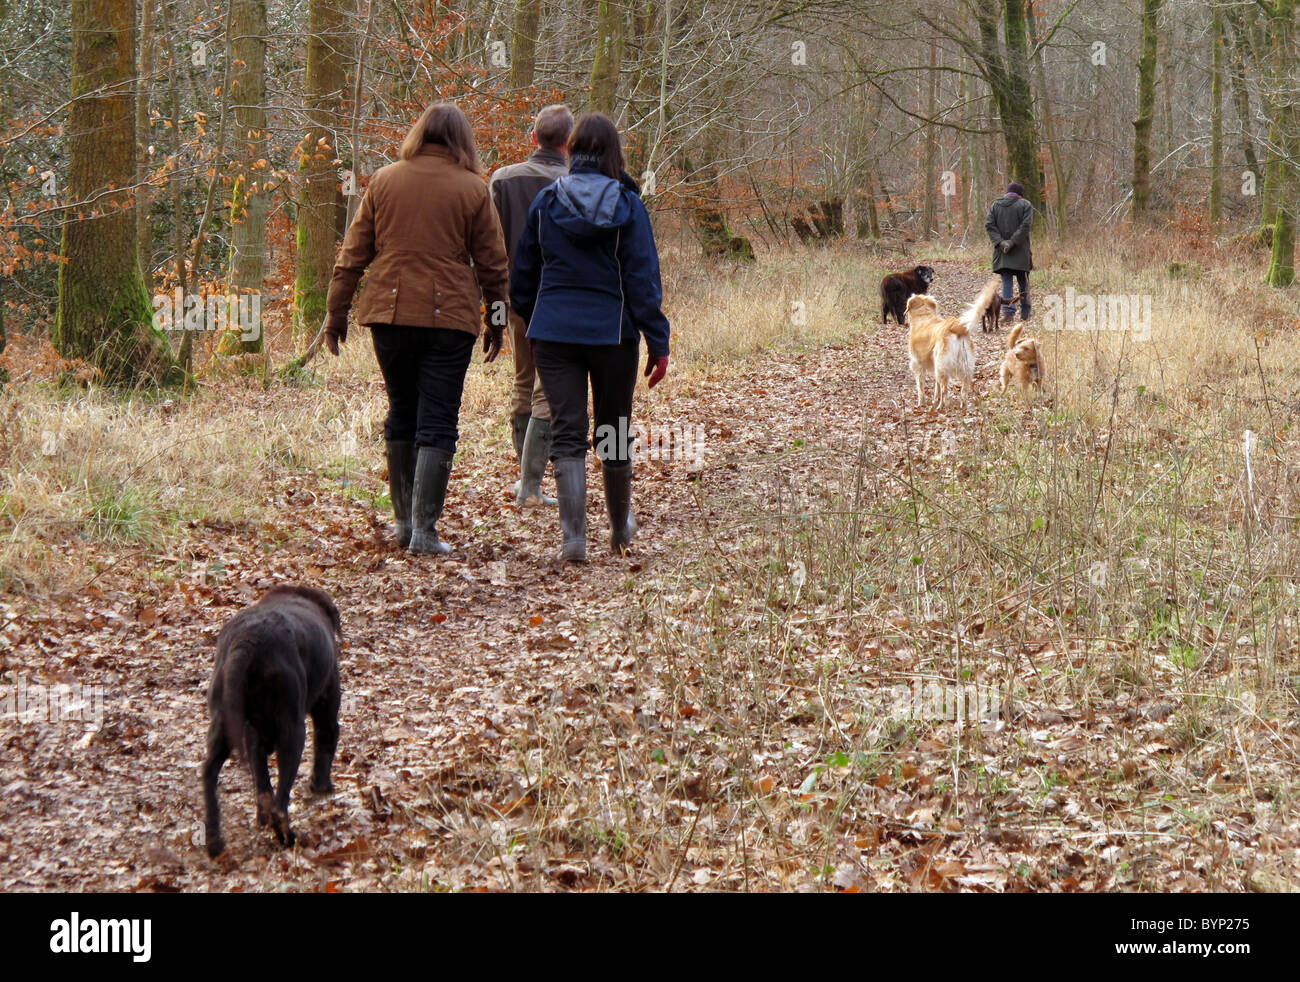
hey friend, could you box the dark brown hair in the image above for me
[567,112,625,181]
[533,104,574,151]
[400,102,480,173]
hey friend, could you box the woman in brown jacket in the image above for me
[323,103,510,556]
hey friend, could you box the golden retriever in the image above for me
[904,280,994,409]
[998,322,1044,395]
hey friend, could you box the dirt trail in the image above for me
[0,262,1040,891]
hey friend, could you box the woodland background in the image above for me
[0,0,1297,379]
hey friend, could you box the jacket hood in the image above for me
[551,170,634,237]
[993,196,1023,208]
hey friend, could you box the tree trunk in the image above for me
[56,0,174,385]
[295,0,353,339]
[921,36,937,240]
[0,0,9,355]
[1209,4,1224,223]
[1032,12,1067,231]
[1265,0,1297,286]
[973,0,1042,209]
[589,0,624,114]
[1225,11,1261,181]
[1132,0,1162,219]
[510,0,541,89]
[227,0,269,353]
[135,0,156,279]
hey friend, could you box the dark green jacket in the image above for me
[985,194,1034,272]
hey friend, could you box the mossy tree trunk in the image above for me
[510,0,541,89]
[1132,0,1162,219]
[56,0,176,385]
[973,0,1042,209]
[295,0,352,339]
[227,0,269,353]
[1265,0,1297,286]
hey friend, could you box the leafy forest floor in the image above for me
[3,240,1300,892]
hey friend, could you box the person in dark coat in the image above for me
[985,181,1034,324]
[510,113,671,563]
[324,102,510,557]
[489,104,573,507]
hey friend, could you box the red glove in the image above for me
[645,353,668,389]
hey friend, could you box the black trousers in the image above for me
[370,325,476,452]
[532,337,639,467]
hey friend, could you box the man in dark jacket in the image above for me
[985,181,1034,324]
[490,105,573,506]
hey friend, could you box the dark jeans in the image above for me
[532,337,639,467]
[1000,271,1030,317]
[370,325,476,452]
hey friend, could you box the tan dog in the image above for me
[999,323,1044,395]
[904,281,992,409]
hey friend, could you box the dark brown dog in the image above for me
[202,584,341,857]
[881,265,935,325]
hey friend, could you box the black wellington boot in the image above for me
[409,446,454,556]
[553,457,587,563]
[517,417,558,507]
[602,463,636,555]
[386,440,416,549]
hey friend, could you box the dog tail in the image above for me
[961,278,1002,329]
[1006,323,1025,349]
[220,641,256,760]
[940,331,975,383]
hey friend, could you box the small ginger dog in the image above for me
[999,323,1044,395]
[904,280,993,409]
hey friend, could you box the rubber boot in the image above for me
[602,463,636,554]
[553,457,587,563]
[517,417,558,507]
[510,411,530,498]
[409,446,454,556]
[386,440,416,549]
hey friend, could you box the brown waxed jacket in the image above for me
[326,145,510,336]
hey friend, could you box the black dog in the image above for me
[203,584,342,857]
[881,265,935,325]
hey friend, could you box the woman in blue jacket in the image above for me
[510,113,671,563]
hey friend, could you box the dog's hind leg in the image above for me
[246,730,276,829]
[269,721,305,848]
[202,718,230,858]
[309,685,340,795]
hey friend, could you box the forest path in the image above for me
[1,262,1096,892]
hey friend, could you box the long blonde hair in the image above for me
[399,102,480,173]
